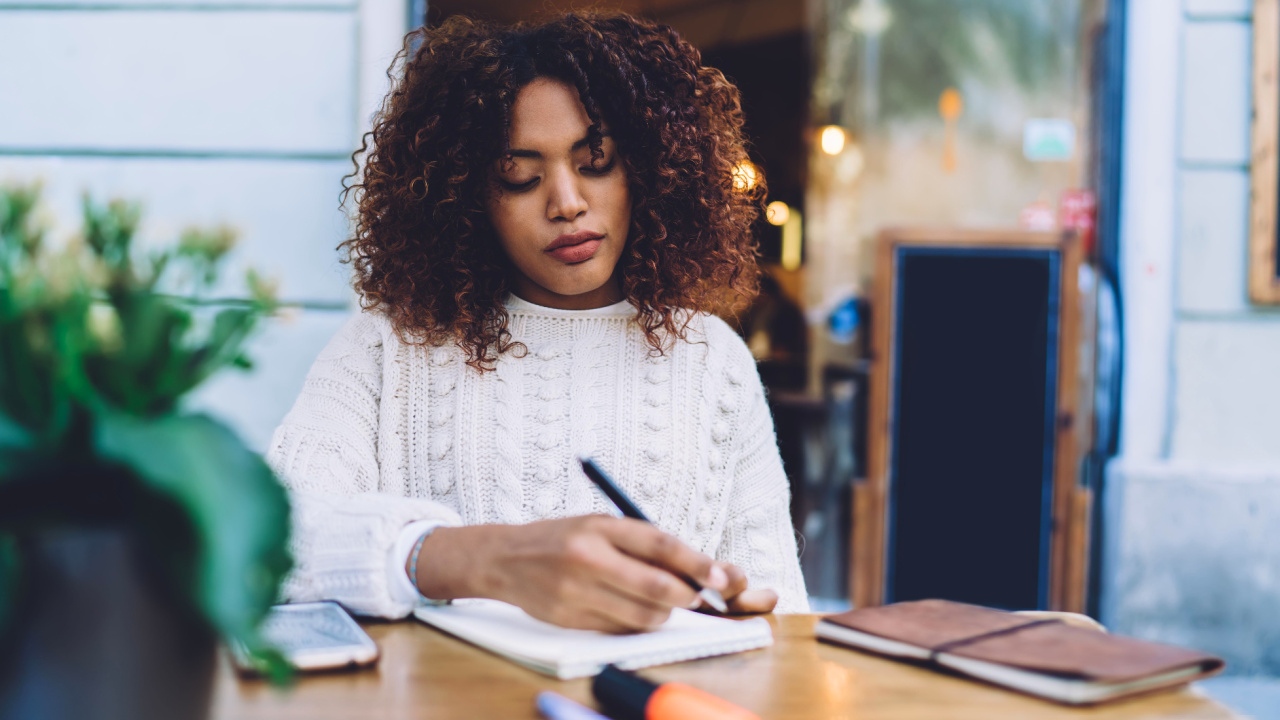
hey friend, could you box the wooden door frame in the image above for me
[1251,0,1280,304]
[852,227,1089,612]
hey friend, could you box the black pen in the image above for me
[578,456,729,613]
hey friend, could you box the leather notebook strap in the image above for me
[927,619,1061,663]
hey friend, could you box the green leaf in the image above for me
[0,314,75,444]
[0,410,27,448]
[94,412,292,650]
[0,409,34,478]
[82,195,142,284]
[0,182,44,262]
[183,307,257,391]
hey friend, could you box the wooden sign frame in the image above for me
[852,228,1090,612]
[1251,0,1280,304]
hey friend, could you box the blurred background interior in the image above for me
[2,0,1278,715]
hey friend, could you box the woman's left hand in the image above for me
[705,561,778,614]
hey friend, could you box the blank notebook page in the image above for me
[414,598,773,679]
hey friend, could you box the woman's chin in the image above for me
[516,272,620,308]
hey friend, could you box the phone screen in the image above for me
[233,602,379,672]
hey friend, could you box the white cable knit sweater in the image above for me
[266,296,809,618]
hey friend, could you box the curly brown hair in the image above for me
[341,11,764,370]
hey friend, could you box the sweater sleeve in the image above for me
[266,312,462,619]
[715,339,810,613]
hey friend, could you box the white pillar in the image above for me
[1117,0,1181,461]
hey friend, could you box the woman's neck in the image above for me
[508,275,624,310]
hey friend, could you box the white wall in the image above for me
[0,0,410,450]
[1171,6,1280,463]
[1105,0,1280,675]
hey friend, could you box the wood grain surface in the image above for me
[212,614,1238,720]
[1250,0,1280,303]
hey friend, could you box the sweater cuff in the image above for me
[387,519,450,606]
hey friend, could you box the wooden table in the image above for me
[213,614,1240,720]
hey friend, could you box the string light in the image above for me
[766,201,790,226]
[730,161,759,191]
[846,0,893,36]
[819,126,847,156]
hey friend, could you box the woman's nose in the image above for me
[546,168,588,221]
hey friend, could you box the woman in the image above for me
[269,11,808,633]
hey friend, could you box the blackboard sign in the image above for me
[887,248,1058,609]
[854,229,1091,613]
[1250,0,1280,303]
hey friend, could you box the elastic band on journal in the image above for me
[927,619,1061,663]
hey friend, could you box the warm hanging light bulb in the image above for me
[766,201,790,226]
[846,0,893,36]
[731,161,759,191]
[819,125,847,156]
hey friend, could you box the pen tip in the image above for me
[701,588,729,614]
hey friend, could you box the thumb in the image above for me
[726,588,778,615]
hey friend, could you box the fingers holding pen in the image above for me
[561,518,699,611]
[713,561,779,615]
[719,561,749,599]
[601,517,729,594]
[456,515,745,633]
[576,460,735,615]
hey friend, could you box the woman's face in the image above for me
[486,77,632,310]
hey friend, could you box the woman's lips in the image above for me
[545,235,603,264]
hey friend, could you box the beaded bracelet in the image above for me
[407,527,451,606]
[408,530,430,596]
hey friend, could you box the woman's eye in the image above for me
[497,177,539,192]
[581,156,616,176]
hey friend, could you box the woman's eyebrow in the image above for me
[507,132,612,159]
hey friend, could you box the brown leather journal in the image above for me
[815,599,1224,705]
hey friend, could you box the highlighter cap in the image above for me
[592,665,655,720]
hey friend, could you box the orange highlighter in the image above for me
[592,665,760,720]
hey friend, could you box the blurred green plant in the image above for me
[0,183,292,680]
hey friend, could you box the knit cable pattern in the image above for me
[267,298,809,617]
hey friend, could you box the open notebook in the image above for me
[414,599,773,679]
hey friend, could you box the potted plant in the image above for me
[0,184,293,720]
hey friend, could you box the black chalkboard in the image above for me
[885,247,1060,610]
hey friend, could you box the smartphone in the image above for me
[230,601,380,672]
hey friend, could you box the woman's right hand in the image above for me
[412,515,729,633]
